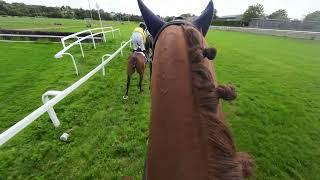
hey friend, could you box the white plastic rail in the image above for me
[61,27,116,48]
[60,28,120,56]
[0,28,120,43]
[210,26,320,40]
[101,54,112,76]
[0,39,131,146]
[54,27,120,75]
[55,27,121,75]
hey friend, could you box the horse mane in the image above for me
[181,24,254,179]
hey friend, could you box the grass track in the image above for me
[0,24,320,179]
[0,16,123,32]
[209,31,320,179]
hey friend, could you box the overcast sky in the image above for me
[4,0,320,20]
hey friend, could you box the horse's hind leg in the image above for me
[139,74,144,93]
[149,61,152,90]
[142,155,148,180]
[124,75,131,99]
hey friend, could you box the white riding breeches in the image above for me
[131,32,145,51]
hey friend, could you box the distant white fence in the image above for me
[60,27,121,49]
[55,27,121,75]
[0,39,131,146]
[210,26,320,40]
[0,27,121,46]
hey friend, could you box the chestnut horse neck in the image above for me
[146,23,246,180]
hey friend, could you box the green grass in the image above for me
[0,23,320,179]
[0,16,138,32]
[208,31,320,179]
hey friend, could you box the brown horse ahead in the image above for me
[138,0,254,179]
[123,51,146,99]
[123,34,153,99]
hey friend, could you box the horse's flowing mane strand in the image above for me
[181,24,254,179]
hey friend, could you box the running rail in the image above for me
[210,26,320,40]
[55,28,121,75]
[0,39,131,146]
[61,27,113,47]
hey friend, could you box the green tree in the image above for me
[60,6,74,19]
[242,4,264,22]
[0,0,142,22]
[304,11,320,21]
[0,0,9,15]
[164,16,174,22]
[268,9,289,20]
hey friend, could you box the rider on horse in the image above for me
[131,22,147,56]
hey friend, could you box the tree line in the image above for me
[0,0,215,23]
[242,4,320,22]
[0,0,143,21]
[1,0,319,24]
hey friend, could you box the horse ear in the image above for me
[137,0,165,37]
[192,0,214,36]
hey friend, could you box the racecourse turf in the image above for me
[0,21,320,179]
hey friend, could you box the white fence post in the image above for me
[55,53,79,76]
[61,39,66,48]
[101,54,112,76]
[76,37,85,58]
[102,29,106,42]
[112,27,115,38]
[79,42,85,57]
[42,91,62,127]
[64,53,78,76]
[90,31,96,49]
[121,41,127,56]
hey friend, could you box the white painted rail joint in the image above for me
[101,54,112,76]
[42,91,62,127]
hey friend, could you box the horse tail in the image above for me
[132,56,138,68]
[236,152,255,178]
